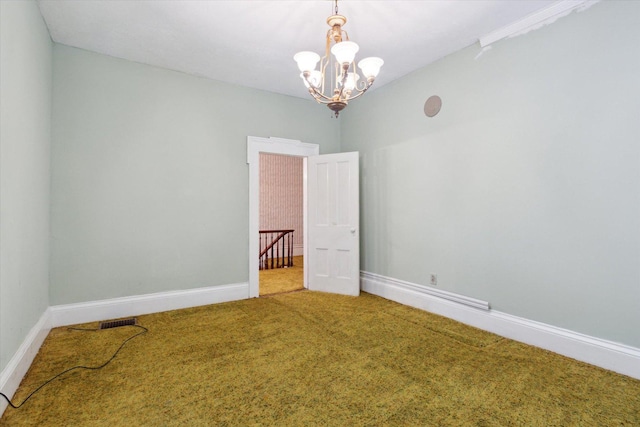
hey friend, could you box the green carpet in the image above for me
[1,291,639,426]
[260,256,304,296]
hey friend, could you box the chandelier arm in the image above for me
[313,91,339,103]
[354,78,374,93]
[320,58,329,94]
[342,81,375,102]
[305,82,340,103]
[310,94,336,106]
[345,89,367,101]
[325,30,332,55]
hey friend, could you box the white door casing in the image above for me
[307,152,360,296]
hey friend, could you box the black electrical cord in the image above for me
[0,324,147,409]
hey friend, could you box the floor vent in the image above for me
[99,317,137,330]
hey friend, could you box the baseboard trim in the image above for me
[50,282,249,327]
[361,271,490,310]
[361,270,640,380]
[0,309,52,415]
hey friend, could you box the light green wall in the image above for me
[50,45,340,305]
[0,0,52,371]
[3,0,638,373]
[341,1,640,347]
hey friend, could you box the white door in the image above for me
[307,152,360,296]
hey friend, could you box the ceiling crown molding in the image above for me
[479,0,599,48]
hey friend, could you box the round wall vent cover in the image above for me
[424,95,442,117]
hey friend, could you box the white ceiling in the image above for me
[37,0,561,99]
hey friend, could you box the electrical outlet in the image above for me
[430,273,437,286]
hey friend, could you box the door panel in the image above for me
[307,152,360,296]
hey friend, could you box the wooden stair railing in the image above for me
[259,229,294,270]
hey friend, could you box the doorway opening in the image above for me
[247,136,319,299]
[258,153,304,296]
[248,137,361,298]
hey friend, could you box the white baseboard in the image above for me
[0,309,52,415]
[0,282,248,416]
[293,245,304,257]
[50,282,249,327]
[361,271,640,380]
[361,271,490,311]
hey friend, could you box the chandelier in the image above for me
[294,0,383,117]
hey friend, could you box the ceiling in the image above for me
[37,0,561,99]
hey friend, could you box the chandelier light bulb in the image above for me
[343,72,360,91]
[358,57,384,79]
[294,51,321,72]
[331,41,359,65]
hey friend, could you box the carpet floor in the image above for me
[259,256,304,296]
[1,291,639,426]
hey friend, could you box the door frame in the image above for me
[247,136,319,298]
